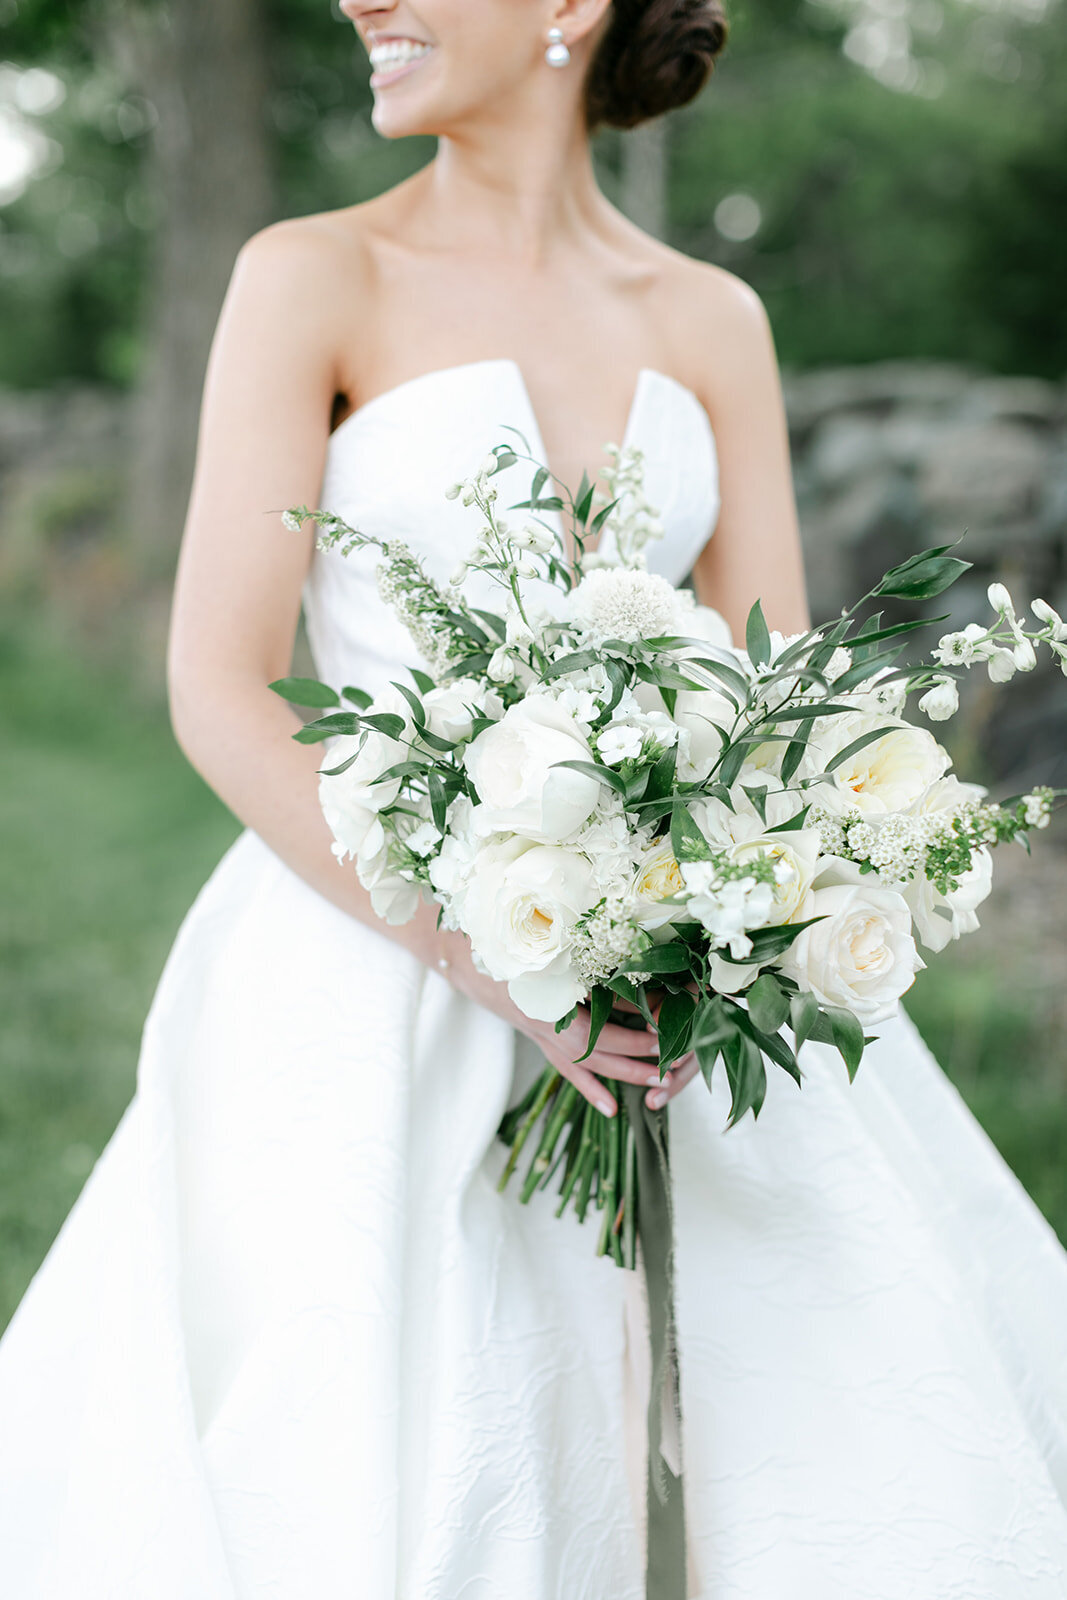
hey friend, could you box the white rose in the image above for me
[318,687,411,863]
[779,883,924,1025]
[691,794,822,925]
[459,839,596,1021]
[422,678,483,744]
[805,713,950,816]
[354,817,422,926]
[904,847,993,953]
[464,696,600,842]
[630,838,687,929]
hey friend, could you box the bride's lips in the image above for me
[368,38,436,90]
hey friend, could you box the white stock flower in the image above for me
[464,696,600,842]
[904,847,993,954]
[917,677,960,722]
[779,883,923,1025]
[458,839,596,1021]
[680,865,777,958]
[569,566,684,643]
[805,713,951,817]
[597,724,644,765]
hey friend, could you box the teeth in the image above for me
[369,39,433,70]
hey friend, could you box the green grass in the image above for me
[0,620,239,1329]
[1,622,1065,1334]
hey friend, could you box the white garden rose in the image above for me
[354,816,422,925]
[464,696,600,842]
[904,847,993,953]
[804,712,951,817]
[691,794,822,924]
[318,687,412,864]
[779,883,923,1025]
[421,678,485,744]
[458,839,596,1021]
[630,838,687,929]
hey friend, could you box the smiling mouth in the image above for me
[368,38,435,87]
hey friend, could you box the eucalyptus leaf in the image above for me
[746,599,772,668]
[342,685,373,710]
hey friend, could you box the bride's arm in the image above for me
[166,220,669,1115]
[686,273,811,640]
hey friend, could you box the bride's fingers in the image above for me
[645,1052,699,1109]
[590,1020,660,1058]
[552,1057,617,1116]
[585,1048,675,1088]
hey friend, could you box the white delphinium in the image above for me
[933,622,993,669]
[592,443,664,569]
[917,676,960,722]
[569,565,686,644]
[1032,599,1067,642]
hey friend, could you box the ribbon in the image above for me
[621,1083,687,1600]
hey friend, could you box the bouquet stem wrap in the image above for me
[621,1084,687,1600]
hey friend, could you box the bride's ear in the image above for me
[545,0,615,53]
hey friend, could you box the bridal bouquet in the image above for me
[275,434,1064,1270]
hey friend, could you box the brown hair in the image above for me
[584,0,729,132]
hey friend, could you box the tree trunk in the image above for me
[621,119,670,241]
[103,0,275,574]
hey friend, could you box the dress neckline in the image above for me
[326,357,709,490]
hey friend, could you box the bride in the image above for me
[3,1,1067,1595]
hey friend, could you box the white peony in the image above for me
[904,846,993,954]
[464,696,600,842]
[804,713,951,817]
[569,566,685,644]
[779,883,923,1025]
[458,839,597,1021]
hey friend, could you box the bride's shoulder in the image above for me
[234,198,385,298]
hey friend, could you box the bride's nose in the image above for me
[339,0,400,25]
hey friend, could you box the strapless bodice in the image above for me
[302,358,721,696]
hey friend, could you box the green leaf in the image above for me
[747,972,791,1035]
[745,599,772,668]
[531,466,550,502]
[553,758,628,795]
[342,685,373,710]
[780,736,806,785]
[764,804,812,834]
[468,609,506,640]
[655,989,697,1073]
[643,743,679,804]
[822,725,896,776]
[634,661,706,693]
[542,648,601,680]
[873,552,971,600]
[670,803,712,863]
[723,1028,767,1126]
[692,997,737,1088]
[318,751,363,777]
[362,712,406,740]
[574,473,595,525]
[789,991,821,1052]
[427,771,447,832]
[738,1011,802,1086]
[574,985,614,1062]
[827,1006,866,1080]
[269,676,340,708]
[292,726,334,744]
[300,712,364,736]
[687,656,751,702]
[742,784,768,823]
[391,680,427,727]
[590,497,620,535]
[602,659,629,717]
[618,943,693,976]
[408,667,435,694]
[718,914,825,966]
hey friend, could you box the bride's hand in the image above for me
[432,926,699,1117]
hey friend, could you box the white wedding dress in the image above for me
[2,358,1067,1600]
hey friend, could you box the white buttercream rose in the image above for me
[630,838,687,929]
[691,794,822,924]
[805,713,950,817]
[464,696,600,842]
[904,847,993,953]
[458,839,596,1021]
[779,883,923,1025]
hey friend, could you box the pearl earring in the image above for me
[545,26,571,68]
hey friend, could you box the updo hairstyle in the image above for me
[583,0,729,132]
